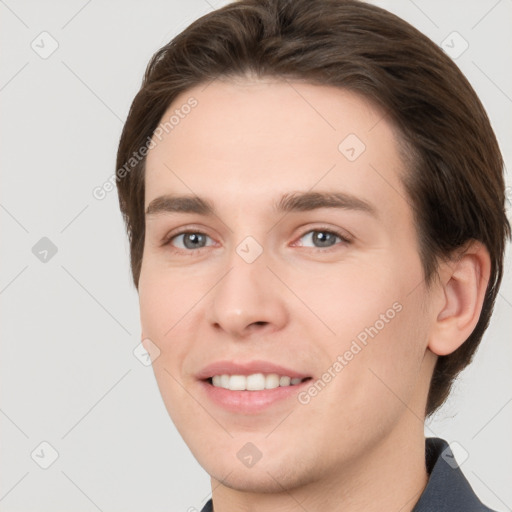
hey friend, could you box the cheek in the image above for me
[138,259,215,400]
[138,266,202,425]
[304,248,429,412]
[346,291,429,417]
[138,260,201,339]
[292,258,407,340]
[301,297,429,455]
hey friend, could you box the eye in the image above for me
[162,227,351,254]
[164,231,215,251]
[295,228,351,250]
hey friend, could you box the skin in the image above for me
[139,77,490,512]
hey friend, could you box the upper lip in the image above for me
[196,360,311,380]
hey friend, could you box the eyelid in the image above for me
[292,225,353,248]
[160,225,217,247]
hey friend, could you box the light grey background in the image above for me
[1,1,510,511]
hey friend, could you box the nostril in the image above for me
[250,321,268,328]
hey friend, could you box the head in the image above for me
[116,0,510,493]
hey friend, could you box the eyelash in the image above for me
[161,226,352,255]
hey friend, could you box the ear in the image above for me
[427,241,491,356]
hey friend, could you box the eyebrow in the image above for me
[145,191,378,218]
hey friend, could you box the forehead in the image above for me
[144,78,407,216]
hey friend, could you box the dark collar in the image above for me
[199,437,496,512]
[412,437,496,511]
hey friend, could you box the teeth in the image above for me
[280,376,291,386]
[210,373,308,391]
[247,373,266,390]
[220,374,230,388]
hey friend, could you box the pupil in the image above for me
[314,231,334,247]
[185,233,204,249]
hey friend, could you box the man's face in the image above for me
[139,78,437,492]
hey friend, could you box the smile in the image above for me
[209,373,310,391]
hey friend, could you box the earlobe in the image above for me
[427,241,491,356]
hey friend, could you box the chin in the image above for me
[204,452,319,494]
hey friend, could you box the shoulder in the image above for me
[199,499,213,512]
[412,437,500,512]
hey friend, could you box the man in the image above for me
[115,0,510,510]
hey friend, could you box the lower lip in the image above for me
[198,379,312,414]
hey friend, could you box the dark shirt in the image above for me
[199,437,498,511]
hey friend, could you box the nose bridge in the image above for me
[207,235,287,336]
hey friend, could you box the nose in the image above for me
[206,248,288,338]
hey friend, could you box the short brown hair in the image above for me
[115,0,510,417]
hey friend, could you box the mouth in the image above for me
[195,360,314,413]
[203,374,313,391]
[198,371,314,414]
